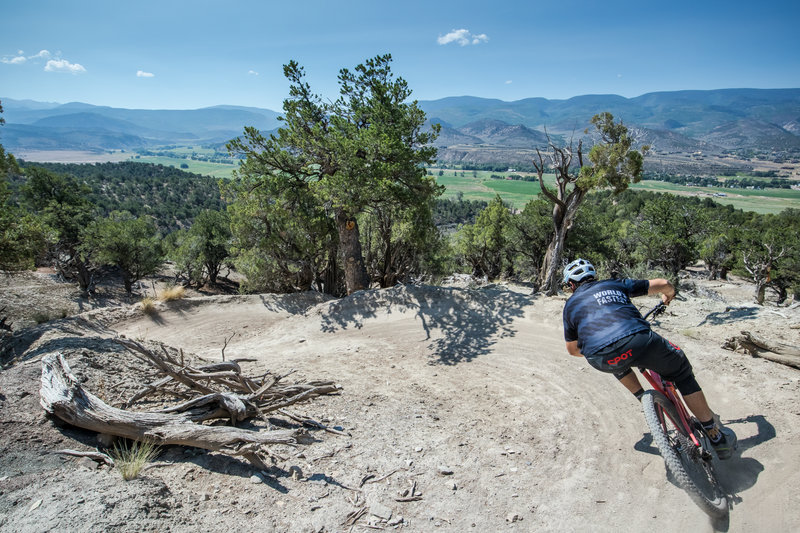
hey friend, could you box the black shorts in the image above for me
[585,329,701,395]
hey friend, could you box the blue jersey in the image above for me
[563,278,651,356]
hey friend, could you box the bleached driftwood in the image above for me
[722,331,800,369]
[40,353,314,469]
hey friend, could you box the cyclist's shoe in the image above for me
[708,427,738,460]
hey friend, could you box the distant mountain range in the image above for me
[2,89,800,161]
[0,99,282,151]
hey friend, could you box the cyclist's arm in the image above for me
[566,340,583,357]
[648,278,676,304]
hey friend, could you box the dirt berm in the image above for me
[0,274,798,532]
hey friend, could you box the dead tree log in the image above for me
[722,331,800,369]
[40,353,313,469]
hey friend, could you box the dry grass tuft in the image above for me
[159,286,186,302]
[140,297,157,314]
[110,439,161,481]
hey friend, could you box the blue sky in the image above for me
[2,0,799,111]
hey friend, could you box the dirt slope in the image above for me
[1,276,799,532]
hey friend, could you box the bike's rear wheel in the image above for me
[642,390,728,518]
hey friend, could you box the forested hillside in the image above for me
[15,161,223,232]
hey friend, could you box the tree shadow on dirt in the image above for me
[259,293,335,315]
[317,284,531,365]
[1,318,121,366]
[696,306,760,327]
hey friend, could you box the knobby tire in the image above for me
[642,390,728,518]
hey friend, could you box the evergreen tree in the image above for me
[85,212,163,294]
[21,167,97,291]
[454,195,511,278]
[228,54,440,295]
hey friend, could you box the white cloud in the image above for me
[2,49,52,64]
[137,70,155,78]
[505,80,513,85]
[1,55,26,64]
[44,58,87,74]
[437,29,489,46]
[248,70,259,76]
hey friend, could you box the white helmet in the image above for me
[563,258,596,284]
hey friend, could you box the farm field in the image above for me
[131,155,238,179]
[433,169,800,214]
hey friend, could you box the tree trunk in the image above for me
[539,190,585,296]
[755,282,767,305]
[336,210,370,294]
[776,285,788,305]
[75,259,94,296]
[207,262,219,285]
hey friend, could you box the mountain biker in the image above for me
[561,258,737,459]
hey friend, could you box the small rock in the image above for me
[414,446,423,453]
[437,466,453,476]
[201,493,211,501]
[249,474,263,484]
[370,502,393,521]
[506,513,522,523]
[387,516,404,527]
[289,466,303,481]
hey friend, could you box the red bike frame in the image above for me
[640,368,702,448]
[640,302,703,448]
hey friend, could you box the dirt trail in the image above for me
[1,279,799,532]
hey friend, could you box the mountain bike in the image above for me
[639,303,729,518]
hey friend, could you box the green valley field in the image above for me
[433,169,800,214]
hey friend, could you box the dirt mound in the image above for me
[1,274,799,532]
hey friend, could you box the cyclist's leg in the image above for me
[634,331,702,398]
[682,390,714,423]
[615,368,645,399]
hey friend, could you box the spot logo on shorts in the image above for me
[607,349,633,366]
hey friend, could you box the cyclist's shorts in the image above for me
[585,330,701,395]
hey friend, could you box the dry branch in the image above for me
[114,337,339,424]
[53,449,115,466]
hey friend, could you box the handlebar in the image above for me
[643,302,667,321]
